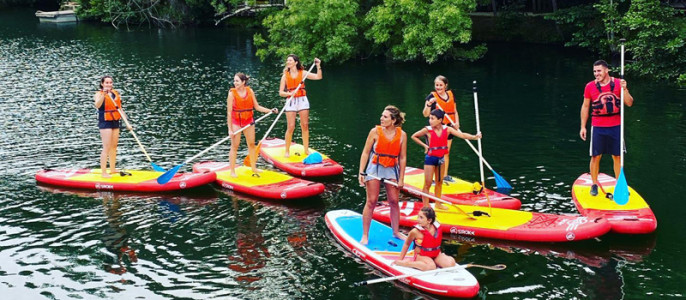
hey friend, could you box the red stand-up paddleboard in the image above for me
[35,168,215,192]
[373,201,612,242]
[326,209,480,298]
[193,161,325,200]
[259,138,343,177]
[571,173,657,234]
[402,167,521,210]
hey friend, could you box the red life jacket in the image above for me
[285,69,306,97]
[426,125,449,157]
[231,87,255,125]
[432,90,456,125]
[414,221,442,258]
[372,126,402,168]
[101,90,121,121]
[591,78,621,117]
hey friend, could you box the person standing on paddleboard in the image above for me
[422,75,461,183]
[411,109,481,210]
[580,60,634,196]
[358,105,407,245]
[227,73,278,177]
[94,76,131,178]
[279,54,322,158]
[393,207,456,271]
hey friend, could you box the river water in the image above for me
[1,8,685,299]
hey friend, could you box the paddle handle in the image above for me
[433,102,495,171]
[257,61,318,146]
[620,38,625,167]
[106,96,155,164]
[182,112,273,164]
[473,81,486,184]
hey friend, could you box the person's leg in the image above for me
[612,155,621,178]
[361,179,381,245]
[108,128,120,174]
[422,165,435,208]
[395,255,437,271]
[434,252,457,268]
[298,109,310,155]
[434,164,449,210]
[229,124,242,177]
[100,129,113,178]
[244,126,259,174]
[284,111,297,158]
[385,181,405,240]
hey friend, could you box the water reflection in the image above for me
[101,193,138,275]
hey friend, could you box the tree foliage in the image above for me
[364,0,484,63]
[547,0,686,83]
[76,0,220,28]
[253,0,360,63]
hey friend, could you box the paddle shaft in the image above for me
[620,40,625,167]
[356,263,506,286]
[106,96,155,164]
[432,102,496,171]
[364,173,479,220]
[180,112,273,165]
[256,62,317,147]
[473,81,486,185]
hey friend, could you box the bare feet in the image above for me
[360,235,368,245]
[435,203,450,210]
[230,170,238,178]
[101,172,111,178]
[393,232,407,241]
[284,150,290,158]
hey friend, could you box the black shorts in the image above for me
[98,120,121,129]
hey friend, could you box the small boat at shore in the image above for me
[35,2,79,23]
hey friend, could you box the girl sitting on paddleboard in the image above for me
[422,75,460,183]
[279,54,322,158]
[393,207,455,271]
[94,76,131,178]
[358,105,407,245]
[411,109,481,209]
[227,73,278,177]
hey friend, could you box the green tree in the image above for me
[547,0,686,84]
[253,0,360,63]
[364,0,485,63]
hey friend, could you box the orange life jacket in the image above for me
[432,90,456,125]
[102,90,121,121]
[372,126,402,168]
[414,222,442,258]
[285,69,306,97]
[231,87,255,124]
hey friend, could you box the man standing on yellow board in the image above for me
[579,60,634,196]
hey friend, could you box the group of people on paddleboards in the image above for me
[93,57,633,273]
[93,54,322,179]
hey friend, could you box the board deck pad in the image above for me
[259,138,344,177]
[35,168,215,192]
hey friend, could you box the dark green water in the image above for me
[2,8,685,299]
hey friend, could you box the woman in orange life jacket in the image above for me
[227,73,278,177]
[278,54,322,158]
[422,75,460,182]
[93,76,131,178]
[358,105,408,245]
[411,109,481,210]
[393,207,455,271]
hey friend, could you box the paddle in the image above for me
[243,61,318,166]
[614,39,629,205]
[354,263,506,286]
[106,95,165,172]
[432,101,512,190]
[473,81,492,214]
[362,173,489,220]
[156,112,274,184]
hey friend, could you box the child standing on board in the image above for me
[411,109,480,209]
[393,207,454,271]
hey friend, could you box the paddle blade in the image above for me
[491,170,512,190]
[157,164,182,184]
[243,143,262,166]
[151,162,166,172]
[614,168,629,205]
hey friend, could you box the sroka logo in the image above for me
[451,227,475,236]
[95,184,114,190]
[352,248,366,259]
[179,182,187,189]
[222,183,234,190]
[566,232,576,241]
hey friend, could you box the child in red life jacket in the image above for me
[393,207,455,271]
[411,109,481,209]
